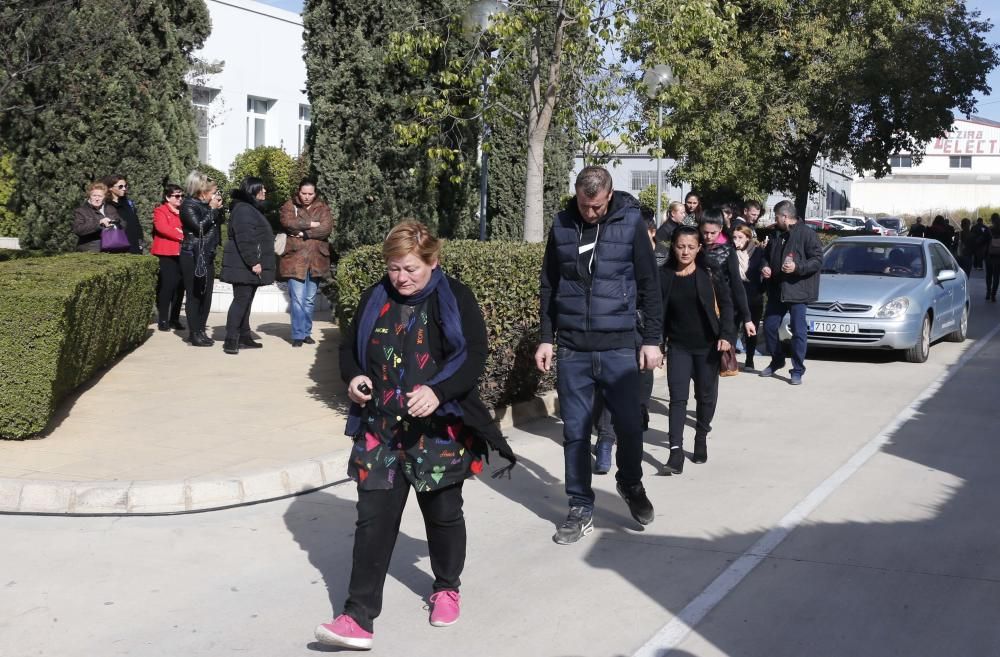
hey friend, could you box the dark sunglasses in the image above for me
[114,183,128,189]
[168,193,183,198]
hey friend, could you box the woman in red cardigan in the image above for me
[151,183,187,331]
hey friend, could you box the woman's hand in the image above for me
[744,321,757,337]
[309,221,320,228]
[348,375,373,404]
[717,339,732,352]
[209,193,223,210]
[251,263,262,276]
[99,218,112,228]
[406,384,440,418]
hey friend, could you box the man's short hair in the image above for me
[575,166,613,197]
[698,208,725,227]
[773,200,796,219]
[743,199,762,212]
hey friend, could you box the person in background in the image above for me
[735,200,764,236]
[279,178,335,347]
[659,226,734,475]
[591,208,660,475]
[72,182,121,252]
[221,177,276,355]
[150,183,187,331]
[179,170,225,347]
[986,213,1000,302]
[314,221,514,650]
[698,209,754,353]
[683,191,703,225]
[760,200,824,386]
[956,218,974,278]
[721,203,738,232]
[655,200,687,245]
[103,174,144,254]
[909,217,926,238]
[972,217,991,271]
[732,224,765,370]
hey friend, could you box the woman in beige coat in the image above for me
[278,179,335,346]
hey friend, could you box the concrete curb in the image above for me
[0,391,559,516]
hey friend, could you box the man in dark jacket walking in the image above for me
[535,166,663,544]
[759,200,823,385]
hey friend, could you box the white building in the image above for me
[851,115,1000,216]
[191,0,308,175]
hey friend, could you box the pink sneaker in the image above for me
[314,614,373,650]
[429,590,461,627]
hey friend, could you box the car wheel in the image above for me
[904,314,931,363]
[946,305,968,343]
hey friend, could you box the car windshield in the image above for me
[822,243,926,278]
[877,219,903,229]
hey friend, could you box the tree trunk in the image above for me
[523,131,546,242]
[793,139,823,219]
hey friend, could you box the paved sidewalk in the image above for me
[0,313,354,513]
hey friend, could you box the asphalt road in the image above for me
[2,277,999,657]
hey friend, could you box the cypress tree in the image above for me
[0,0,210,251]
[303,0,479,252]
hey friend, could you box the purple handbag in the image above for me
[100,226,131,252]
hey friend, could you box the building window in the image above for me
[246,96,272,148]
[949,155,972,169]
[630,170,667,192]
[889,154,912,168]
[191,87,217,164]
[298,104,311,156]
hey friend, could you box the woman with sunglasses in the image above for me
[103,174,144,254]
[151,183,187,331]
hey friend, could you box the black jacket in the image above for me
[179,196,222,254]
[763,221,824,303]
[539,191,662,351]
[701,241,751,326]
[72,202,121,253]
[660,265,736,346]
[107,197,144,254]
[740,245,766,302]
[222,192,276,286]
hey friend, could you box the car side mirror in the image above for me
[936,269,957,282]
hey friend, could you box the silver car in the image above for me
[801,236,970,362]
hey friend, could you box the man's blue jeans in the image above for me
[556,346,644,510]
[763,297,809,376]
[287,271,318,340]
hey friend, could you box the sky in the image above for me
[256,0,1000,120]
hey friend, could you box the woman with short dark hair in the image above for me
[220,176,276,354]
[103,174,144,254]
[151,183,187,331]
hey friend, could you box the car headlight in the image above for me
[876,297,910,318]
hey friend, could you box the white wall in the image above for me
[193,0,308,175]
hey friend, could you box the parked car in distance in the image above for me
[806,217,855,231]
[875,216,908,236]
[794,236,970,363]
[827,215,868,230]
[863,218,891,235]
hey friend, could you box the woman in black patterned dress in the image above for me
[315,221,514,650]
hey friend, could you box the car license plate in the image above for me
[811,321,859,334]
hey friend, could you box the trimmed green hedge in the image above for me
[0,253,158,439]
[335,240,555,408]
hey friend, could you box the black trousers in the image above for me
[740,291,764,365]
[987,256,1000,298]
[156,255,185,324]
[666,343,720,447]
[225,283,258,339]
[344,482,466,633]
[179,250,214,333]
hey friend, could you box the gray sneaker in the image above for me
[552,506,594,544]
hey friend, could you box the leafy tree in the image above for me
[0,1,210,251]
[390,0,619,242]
[229,146,297,222]
[628,0,999,218]
[303,0,479,252]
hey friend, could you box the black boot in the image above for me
[189,331,213,347]
[239,335,262,349]
[692,435,708,464]
[223,337,240,355]
[662,444,685,475]
[200,330,216,345]
[157,321,169,331]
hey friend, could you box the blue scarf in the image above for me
[345,267,468,436]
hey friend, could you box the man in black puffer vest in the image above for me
[535,166,663,544]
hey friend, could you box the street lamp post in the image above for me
[642,64,675,227]
[463,0,507,241]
